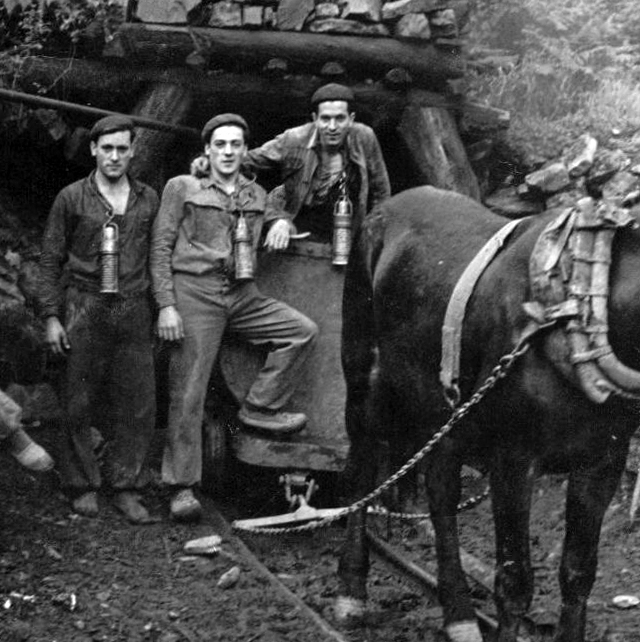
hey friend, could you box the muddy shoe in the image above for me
[113,491,159,525]
[170,488,202,523]
[238,406,307,435]
[9,428,54,472]
[72,491,99,517]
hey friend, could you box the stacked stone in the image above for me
[484,134,640,218]
[133,0,461,43]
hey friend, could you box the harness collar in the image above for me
[440,197,640,408]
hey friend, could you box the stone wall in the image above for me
[133,0,463,44]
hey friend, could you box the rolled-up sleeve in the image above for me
[150,177,185,309]
[246,132,287,173]
[38,191,70,319]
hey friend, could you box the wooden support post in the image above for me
[129,83,195,191]
[398,96,480,200]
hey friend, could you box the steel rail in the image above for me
[204,499,350,642]
[0,87,200,137]
[366,530,537,642]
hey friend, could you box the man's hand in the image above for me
[190,155,209,178]
[264,218,292,251]
[157,305,184,341]
[46,316,70,356]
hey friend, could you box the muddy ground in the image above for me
[1,414,640,642]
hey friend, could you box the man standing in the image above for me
[194,84,390,249]
[39,115,158,523]
[151,114,317,522]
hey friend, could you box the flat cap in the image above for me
[90,115,135,142]
[201,113,250,144]
[311,83,355,107]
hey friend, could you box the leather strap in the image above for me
[440,217,528,406]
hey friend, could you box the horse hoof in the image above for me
[334,595,366,623]
[445,620,484,642]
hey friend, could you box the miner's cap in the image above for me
[90,115,135,142]
[201,113,250,144]
[311,83,355,107]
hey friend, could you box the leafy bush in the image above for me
[0,0,123,82]
[467,0,640,166]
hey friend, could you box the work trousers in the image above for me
[58,288,156,493]
[0,389,21,440]
[162,273,317,487]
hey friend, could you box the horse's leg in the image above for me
[554,452,627,642]
[336,264,380,622]
[426,444,483,642]
[491,452,537,642]
[335,388,378,621]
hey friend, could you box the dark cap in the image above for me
[201,113,250,144]
[310,83,355,107]
[90,115,135,142]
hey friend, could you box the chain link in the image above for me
[233,340,531,535]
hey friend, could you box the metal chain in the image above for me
[233,340,531,535]
[366,484,491,522]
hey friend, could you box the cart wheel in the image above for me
[201,412,229,497]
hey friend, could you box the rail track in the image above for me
[203,494,553,642]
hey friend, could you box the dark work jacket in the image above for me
[246,121,391,235]
[38,171,159,319]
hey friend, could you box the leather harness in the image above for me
[440,197,640,407]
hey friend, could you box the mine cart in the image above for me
[201,240,349,518]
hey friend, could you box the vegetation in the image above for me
[466,0,640,164]
[0,0,123,86]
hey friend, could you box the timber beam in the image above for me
[114,23,465,86]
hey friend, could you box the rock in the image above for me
[429,8,458,38]
[276,0,315,30]
[320,61,347,78]
[242,5,264,27]
[216,565,241,589]
[543,178,587,209]
[563,133,598,178]
[262,57,288,77]
[484,186,544,219]
[314,2,342,19]
[185,49,209,70]
[525,162,571,195]
[381,0,446,22]
[135,0,201,23]
[342,0,382,23]
[183,535,223,555]
[209,1,242,27]
[263,6,276,27]
[601,170,640,206]
[383,67,413,87]
[587,148,630,189]
[308,18,389,35]
[394,13,431,39]
[516,182,537,201]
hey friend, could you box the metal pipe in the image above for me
[0,87,199,138]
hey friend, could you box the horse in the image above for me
[336,186,640,642]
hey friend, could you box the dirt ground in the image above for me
[1,414,640,642]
